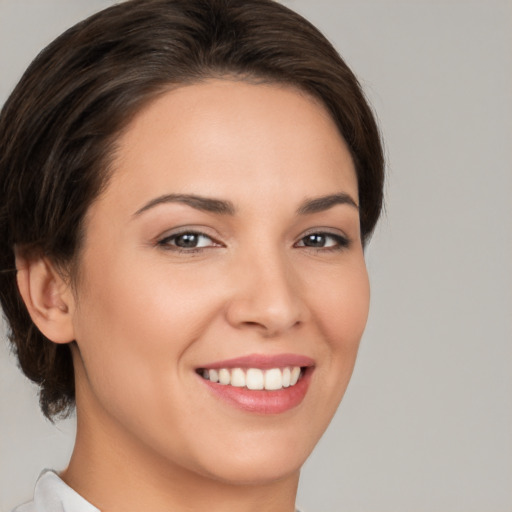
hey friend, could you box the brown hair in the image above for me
[0,0,384,419]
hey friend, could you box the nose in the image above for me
[225,252,308,337]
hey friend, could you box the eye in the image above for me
[295,232,349,250]
[157,231,219,251]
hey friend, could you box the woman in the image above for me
[0,0,384,511]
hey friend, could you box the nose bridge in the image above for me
[226,244,305,335]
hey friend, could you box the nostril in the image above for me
[242,321,263,328]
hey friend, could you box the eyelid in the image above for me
[298,226,349,240]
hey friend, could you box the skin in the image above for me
[18,80,370,512]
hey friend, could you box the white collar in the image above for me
[28,470,100,512]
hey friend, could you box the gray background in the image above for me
[1,0,511,511]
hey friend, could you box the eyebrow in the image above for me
[133,192,358,218]
[133,194,236,217]
[296,193,359,215]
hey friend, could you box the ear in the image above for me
[15,255,76,344]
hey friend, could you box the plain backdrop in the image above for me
[1,1,511,511]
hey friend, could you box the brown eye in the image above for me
[302,234,327,247]
[296,232,349,250]
[174,233,202,248]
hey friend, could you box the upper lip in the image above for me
[196,353,315,370]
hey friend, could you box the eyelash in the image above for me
[156,230,350,253]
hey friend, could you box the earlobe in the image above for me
[15,255,76,344]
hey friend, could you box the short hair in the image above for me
[0,0,384,419]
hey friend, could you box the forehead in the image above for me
[99,79,358,214]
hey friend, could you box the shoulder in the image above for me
[11,503,35,512]
[10,471,100,512]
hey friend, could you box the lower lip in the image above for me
[199,369,312,414]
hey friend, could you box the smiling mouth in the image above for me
[196,366,305,391]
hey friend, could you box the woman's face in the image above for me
[68,80,370,484]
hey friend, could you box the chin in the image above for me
[188,426,319,486]
[201,453,304,486]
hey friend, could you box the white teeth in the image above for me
[201,366,303,390]
[218,368,230,385]
[246,369,264,390]
[290,366,301,386]
[282,367,291,388]
[231,368,246,387]
[264,368,282,390]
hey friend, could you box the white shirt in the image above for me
[13,470,304,512]
[12,471,99,512]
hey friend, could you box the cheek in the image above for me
[70,253,217,409]
[72,248,245,400]
[69,258,227,460]
[311,257,370,347]
[307,256,370,392]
